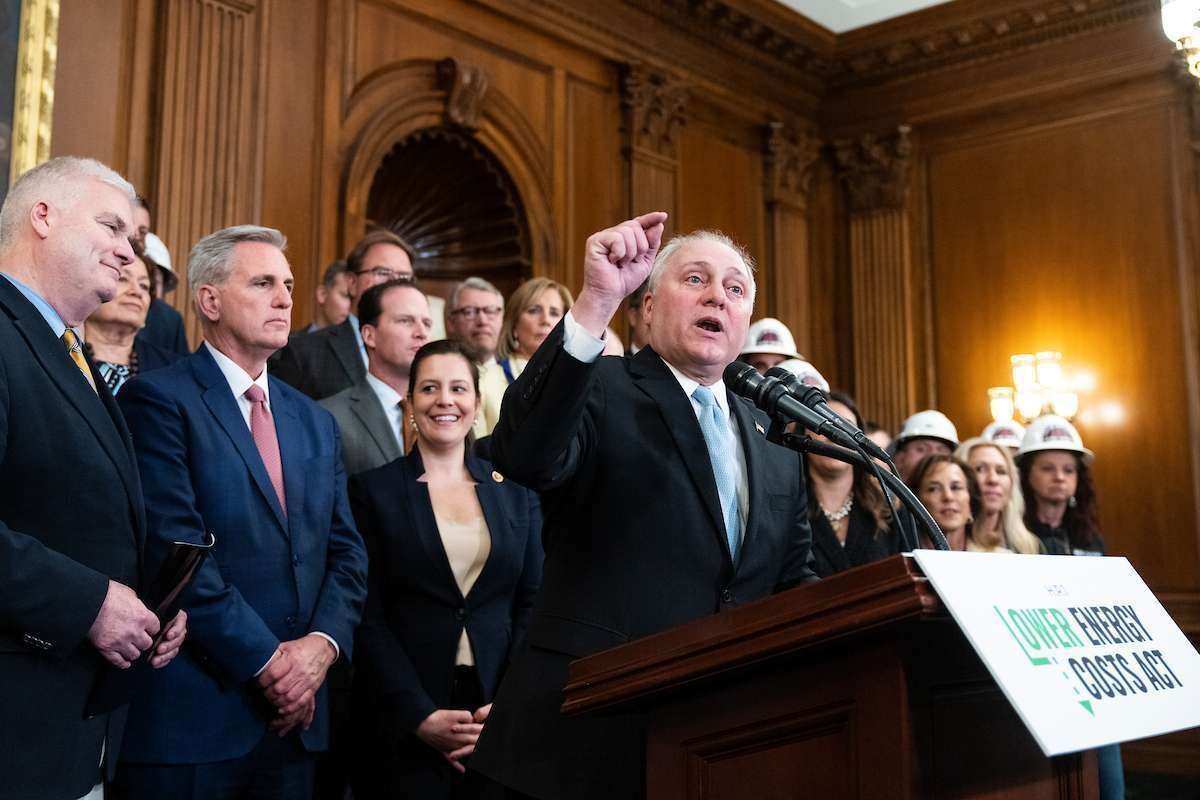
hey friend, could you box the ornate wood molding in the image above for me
[764,121,821,207]
[830,0,1158,88]
[10,0,59,184]
[621,64,688,159]
[436,57,489,131]
[834,125,913,213]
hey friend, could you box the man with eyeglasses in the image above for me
[445,277,504,369]
[273,229,443,400]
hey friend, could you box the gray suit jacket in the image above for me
[320,376,403,477]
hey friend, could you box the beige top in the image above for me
[429,483,492,666]
[478,356,528,436]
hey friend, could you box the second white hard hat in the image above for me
[982,420,1025,451]
[741,317,801,360]
[775,358,830,393]
[897,410,959,449]
[1017,415,1094,464]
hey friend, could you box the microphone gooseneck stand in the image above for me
[771,430,949,552]
[724,362,949,551]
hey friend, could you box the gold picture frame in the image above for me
[9,0,59,186]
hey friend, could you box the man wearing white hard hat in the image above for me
[740,317,802,374]
[893,409,959,483]
[1014,414,1123,798]
[981,420,1025,454]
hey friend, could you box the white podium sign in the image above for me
[911,550,1200,756]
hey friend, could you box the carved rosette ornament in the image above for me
[436,57,490,131]
[834,125,914,213]
[621,64,688,159]
[764,121,822,207]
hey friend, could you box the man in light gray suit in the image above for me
[319,278,433,476]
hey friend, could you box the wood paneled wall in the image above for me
[50,0,1200,774]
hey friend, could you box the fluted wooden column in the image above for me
[621,64,686,240]
[155,0,266,345]
[835,126,915,430]
[763,122,820,354]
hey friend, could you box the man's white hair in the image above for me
[0,156,136,247]
[647,230,757,300]
[188,225,287,298]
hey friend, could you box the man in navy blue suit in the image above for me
[112,225,369,799]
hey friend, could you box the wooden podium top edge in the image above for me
[562,554,941,715]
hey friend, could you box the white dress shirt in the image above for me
[560,312,749,549]
[365,371,406,445]
[202,342,340,666]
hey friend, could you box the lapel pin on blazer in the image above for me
[754,421,766,435]
[492,470,504,483]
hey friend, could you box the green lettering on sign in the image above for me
[995,605,1051,666]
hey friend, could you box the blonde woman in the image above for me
[477,277,573,434]
[955,437,1041,554]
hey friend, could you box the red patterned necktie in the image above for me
[244,384,286,515]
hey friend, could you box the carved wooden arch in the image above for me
[338,58,557,275]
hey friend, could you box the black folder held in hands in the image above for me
[85,533,216,718]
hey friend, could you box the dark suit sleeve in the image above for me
[508,487,543,662]
[307,423,368,660]
[349,474,438,744]
[775,453,819,590]
[0,355,109,652]
[119,377,280,683]
[490,319,605,494]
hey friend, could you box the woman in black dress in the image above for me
[804,392,898,577]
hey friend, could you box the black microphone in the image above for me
[764,367,891,463]
[724,362,860,450]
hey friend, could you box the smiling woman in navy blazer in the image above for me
[348,338,542,800]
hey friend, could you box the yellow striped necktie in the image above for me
[61,329,98,392]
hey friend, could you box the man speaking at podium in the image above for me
[472,212,816,799]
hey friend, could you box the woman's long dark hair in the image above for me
[804,391,892,535]
[1019,452,1103,552]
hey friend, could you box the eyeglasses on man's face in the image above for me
[355,267,414,283]
[450,305,502,320]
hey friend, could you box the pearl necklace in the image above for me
[823,494,854,525]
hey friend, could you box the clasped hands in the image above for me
[257,633,337,737]
[416,703,492,774]
[88,579,187,669]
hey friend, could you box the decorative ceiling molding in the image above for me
[611,0,1158,91]
[829,0,1160,88]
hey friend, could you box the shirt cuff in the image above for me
[562,311,606,364]
[310,631,340,662]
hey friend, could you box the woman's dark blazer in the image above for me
[808,503,897,578]
[347,445,543,756]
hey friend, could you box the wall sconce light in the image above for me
[1162,0,1200,79]
[989,351,1083,423]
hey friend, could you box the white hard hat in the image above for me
[982,420,1025,450]
[1016,415,1094,464]
[897,410,959,449]
[775,358,829,393]
[142,232,177,292]
[741,318,801,360]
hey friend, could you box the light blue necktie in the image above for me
[693,385,740,561]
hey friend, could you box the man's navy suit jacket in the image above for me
[116,345,368,764]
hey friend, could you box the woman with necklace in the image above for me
[478,277,572,435]
[83,237,181,394]
[804,392,898,577]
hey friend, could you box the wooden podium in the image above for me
[562,555,1098,799]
